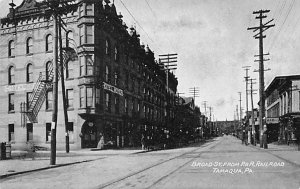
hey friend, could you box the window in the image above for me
[46,34,53,52]
[86,87,93,108]
[86,4,93,15]
[96,88,100,106]
[115,96,120,114]
[105,65,110,82]
[8,40,15,57]
[80,87,84,108]
[131,99,134,112]
[8,93,14,112]
[105,92,111,112]
[66,31,74,48]
[26,92,32,110]
[46,61,52,81]
[66,61,74,79]
[8,124,14,142]
[27,123,33,141]
[66,89,74,109]
[86,25,93,44]
[125,97,128,113]
[79,56,84,76]
[27,64,33,82]
[26,37,33,54]
[105,39,110,55]
[46,91,53,110]
[8,66,15,84]
[46,123,51,142]
[114,71,118,86]
[114,46,118,61]
[86,55,93,75]
[79,26,84,45]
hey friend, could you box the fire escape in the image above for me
[21,47,77,126]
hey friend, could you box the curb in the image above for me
[0,158,103,180]
[0,150,149,179]
[0,141,208,179]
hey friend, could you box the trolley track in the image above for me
[95,138,223,189]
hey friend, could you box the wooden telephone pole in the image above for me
[248,10,275,148]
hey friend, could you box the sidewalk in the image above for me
[0,148,143,179]
[242,138,300,166]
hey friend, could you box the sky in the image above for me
[1,0,300,121]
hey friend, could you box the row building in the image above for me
[0,0,178,150]
[265,75,300,144]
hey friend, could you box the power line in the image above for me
[268,0,295,51]
[144,0,157,19]
[142,0,176,53]
[118,0,163,53]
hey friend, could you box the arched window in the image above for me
[46,61,52,81]
[105,65,109,82]
[8,40,15,57]
[105,39,110,55]
[114,46,118,61]
[8,66,15,84]
[66,31,74,48]
[66,61,73,79]
[46,34,53,52]
[114,71,119,86]
[26,37,33,54]
[27,64,33,82]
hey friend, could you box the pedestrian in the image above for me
[242,130,246,145]
[141,134,145,150]
[97,133,104,149]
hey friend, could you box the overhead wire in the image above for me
[268,0,295,52]
[143,0,176,54]
[118,0,163,54]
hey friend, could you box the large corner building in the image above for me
[0,0,178,150]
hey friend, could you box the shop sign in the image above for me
[266,117,279,124]
[4,83,34,93]
[103,82,123,96]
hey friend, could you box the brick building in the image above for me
[0,0,178,150]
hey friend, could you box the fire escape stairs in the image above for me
[21,47,77,124]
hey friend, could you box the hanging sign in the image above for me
[103,82,123,96]
[266,117,279,124]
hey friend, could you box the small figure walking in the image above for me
[242,130,246,145]
[141,134,145,150]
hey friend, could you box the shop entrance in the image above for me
[81,121,97,148]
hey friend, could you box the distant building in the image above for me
[0,0,178,150]
[265,75,300,144]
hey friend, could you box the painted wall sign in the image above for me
[3,83,35,93]
[103,82,123,96]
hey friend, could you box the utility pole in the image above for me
[189,87,200,106]
[249,78,257,145]
[238,92,242,130]
[50,1,59,165]
[243,66,251,144]
[248,10,275,148]
[58,17,70,153]
[159,53,177,132]
[202,101,207,116]
[236,105,239,136]
[209,106,213,136]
